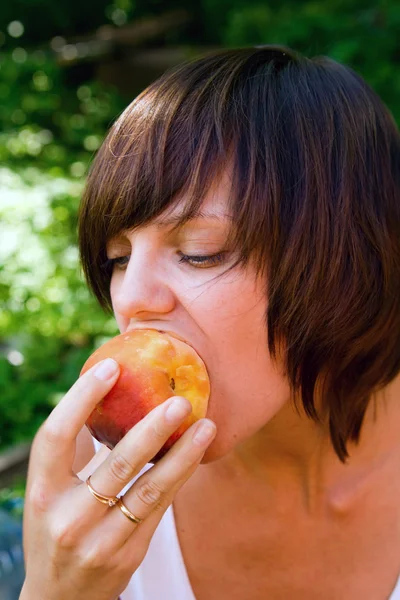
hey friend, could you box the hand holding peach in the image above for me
[21,341,216,600]
[80,329,210,463]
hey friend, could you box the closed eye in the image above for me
[101,252,226,272]
[178,252,226,268]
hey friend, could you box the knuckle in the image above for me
[152,500,168,514]
[28,478,53,513]
[111,554,132,577]
[151,420,169,441]
[136,478,166,507]
[40,420,68,446]
[48,518,76,550]
[108,452,136,483]
[78,546,107,572]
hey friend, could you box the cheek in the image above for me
[192,275,291,460]
[203,345,291,462]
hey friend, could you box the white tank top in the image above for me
[92,439,400,600]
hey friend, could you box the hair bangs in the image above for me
[78,47,295,309]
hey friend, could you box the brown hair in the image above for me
[78,45,400,461]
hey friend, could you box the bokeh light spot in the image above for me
[83,135,101,151]
[7,21,24,38]
[32,71,52,92]
[12,47,27,63]
[70,162,86,177]
[77,85,91,101]
[26,297,41,312]
[7,350,24,366]
[50,36,66,51]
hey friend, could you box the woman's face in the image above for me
[107,169,292,462]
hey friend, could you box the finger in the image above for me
[121,460,200,564]
[82,418,216,556]
[47,396,194,553]
[82,461,198,569]
[31,358,120,482]
[119,417,216,528]
[83,395,194,502]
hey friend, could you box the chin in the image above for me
[197,433,237,464]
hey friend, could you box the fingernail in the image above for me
[165,397,191,423]
[94,358,119,381]
[193,420,216,446]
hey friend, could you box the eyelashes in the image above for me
[178,252,225,268]
[100,252,226,273]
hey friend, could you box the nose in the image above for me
[111,249,176,319]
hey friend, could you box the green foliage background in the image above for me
[1,0,399,453]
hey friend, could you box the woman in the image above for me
[20,45,400,599]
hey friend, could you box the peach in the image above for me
[80,329,210,463]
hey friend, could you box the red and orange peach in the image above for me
[80,329,210,463]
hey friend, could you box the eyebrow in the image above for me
[155,209,233,228]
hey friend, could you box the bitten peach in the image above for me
[80,329,210,463]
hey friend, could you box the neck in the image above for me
[215,374,400,515]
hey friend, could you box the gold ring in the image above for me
[85,475,119,508]
[116,497,143,524]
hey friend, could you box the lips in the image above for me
[126,327,192,349]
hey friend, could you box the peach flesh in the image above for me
[80,329,210,463]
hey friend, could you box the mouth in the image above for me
[125,327,210,368]
[159,330,192,347]
[126,327,192,349]
[156,330,208,367]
